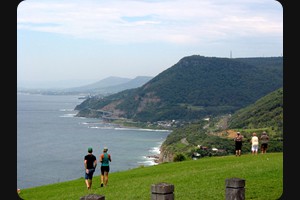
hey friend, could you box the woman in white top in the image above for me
[250,132,259,155]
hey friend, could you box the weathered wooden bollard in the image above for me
[80,194,105,200]
[225,178,245,200]
[151,182,174,200]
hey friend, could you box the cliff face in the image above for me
[159,146,174,163]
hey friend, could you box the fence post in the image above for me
[225,178,245,200]
[151,182,174,200]
[80,194,105,200]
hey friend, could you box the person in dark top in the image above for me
[84,147,97,190]
[234,132,243,156]
[260,131,270,154]
[99,147,111,187]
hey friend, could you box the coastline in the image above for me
[104,119,171,165]
[104,118,173,132]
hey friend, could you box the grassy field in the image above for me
[17,152,283,200]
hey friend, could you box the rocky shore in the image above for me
[146,154,160,164]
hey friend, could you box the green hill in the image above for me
[227,87,283,138]
[17,153,283,200]
[75,55,282,122]
[159,87,283,162]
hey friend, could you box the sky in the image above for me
[17,0,283,89]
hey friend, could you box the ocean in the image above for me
[17,93,170,189]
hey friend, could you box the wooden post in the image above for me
[225,178,245,200]
[151,182,174,200]
[80,194,105,200]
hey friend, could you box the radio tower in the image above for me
[230,50,232,58]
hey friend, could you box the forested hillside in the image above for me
[75,55,283,122]
[227,87,283,138]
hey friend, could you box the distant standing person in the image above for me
[250,132,259,155]
[234,132,243,156]
[260,131,270,154]
[84,147,97,190]
[99,147,111,187]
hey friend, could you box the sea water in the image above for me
[17,93,170,189]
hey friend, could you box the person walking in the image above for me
[234,132,243,156]
[260,131,270,154]
[84,147,97,190]
[250,132,259,155]
[99,147,111,187]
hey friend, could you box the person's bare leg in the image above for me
[85,179,90,189]
[85,179,88,189]
[104,172,108,186]
[100,175,104,187]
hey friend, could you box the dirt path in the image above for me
[226,130,238,138]
[209,129,238,139]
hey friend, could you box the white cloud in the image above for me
[17,0,282,45]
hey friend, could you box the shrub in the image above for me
[173,153,186,162]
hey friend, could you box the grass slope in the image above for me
[18,153,283,200]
